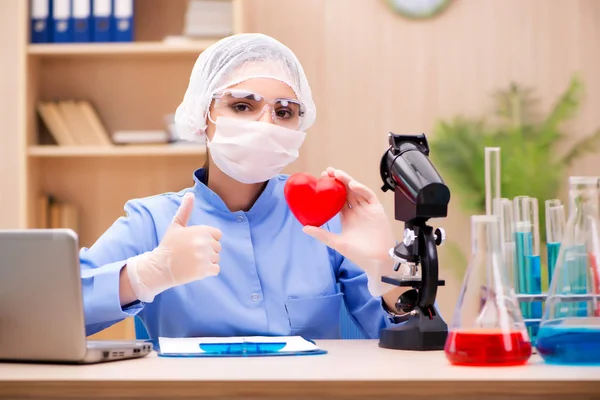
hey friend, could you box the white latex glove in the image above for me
[302,167,397,296]
[127,192,222,302]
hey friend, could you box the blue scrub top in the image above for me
[80,168,402,339]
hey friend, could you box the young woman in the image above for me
[80,33,408,340]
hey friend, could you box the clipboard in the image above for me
[154,336,328,358]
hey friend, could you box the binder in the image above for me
[72,0,91,42]
[92,0,112,42]
[113,0,134,42]
[52,0,72,43]
[30,0,52,43]
[156,336,328,358]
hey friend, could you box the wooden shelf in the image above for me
[28,144,206,157]
[27,40,220,57]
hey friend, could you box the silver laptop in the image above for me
[0,229,152,364]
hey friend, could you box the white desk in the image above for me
[0,340,599,399]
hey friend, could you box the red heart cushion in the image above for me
[284,173,347,226]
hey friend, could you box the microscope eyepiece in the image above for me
[380,133,451,222]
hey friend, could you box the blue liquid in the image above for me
[546,241,560,286]
[536,324,600,365]
[526,254,542,343]
[574,245,588,317]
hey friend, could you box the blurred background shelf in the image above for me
[28,144,206,157]
[28,40,220,57]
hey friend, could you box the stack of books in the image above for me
[37,195,79,232]
[183,0,233,38]
[36,100,181,146]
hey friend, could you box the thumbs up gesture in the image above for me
[126,192,223,303]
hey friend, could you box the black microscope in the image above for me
[378,133,451,351]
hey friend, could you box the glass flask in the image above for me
[444,215,532,366]
[536,177,600,365]
[545,199,566,286]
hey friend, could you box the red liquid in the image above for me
[444,330,532,366]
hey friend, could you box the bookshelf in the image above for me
[6,0,245,341]
[28,40,221,57]
[28,144,207,157]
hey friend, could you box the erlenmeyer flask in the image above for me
[536,177,600,365]
[444,215,532,366]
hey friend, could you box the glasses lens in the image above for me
[273,99,304,129]
[213,90,304,129]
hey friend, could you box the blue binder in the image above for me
[112,0,134,42]
[92,0,112,42]
[72,0,91,42]
[52,0,72,43]
[30,0,52,43]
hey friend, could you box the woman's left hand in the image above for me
[302,167,396,277]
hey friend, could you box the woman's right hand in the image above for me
[125,192,222,303]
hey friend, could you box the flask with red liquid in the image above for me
[444,215,532,366]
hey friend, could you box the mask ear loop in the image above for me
[207,108,217,125]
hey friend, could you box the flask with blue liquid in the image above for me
[536,176,600,365]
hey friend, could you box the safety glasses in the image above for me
[211,89,305,130]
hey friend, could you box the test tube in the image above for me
[513,196,542,342]
[485,147,501,217]
[545,199,565,287]
[500,198,517,290]
[527,197,542,324]
[484,148,503,314]
[513,196,531,317]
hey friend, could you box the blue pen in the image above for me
[199,342,287,355]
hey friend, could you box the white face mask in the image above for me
[206,116,307,184]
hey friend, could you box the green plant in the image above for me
[430,74,600,240]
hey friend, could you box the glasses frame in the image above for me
[210,89,305,129]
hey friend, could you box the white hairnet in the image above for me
[174,33,316,142]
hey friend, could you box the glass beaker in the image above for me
[444,215,532,366]
[536,177,600,365]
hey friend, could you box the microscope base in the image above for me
[379,310,448,351]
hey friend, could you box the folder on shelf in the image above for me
[37,194,79,231]
[36,101,78,146]
[72,0,92,42]
[77,101,113,146]
[92,0,113,42]
[57,100,90,145]
[30,0,52,43]
[56,100,112,146]
[37,194,51,228]
[113,0,134,42]
[52,0,72,43]
[37,100,112,146]
[156,336,327,358]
